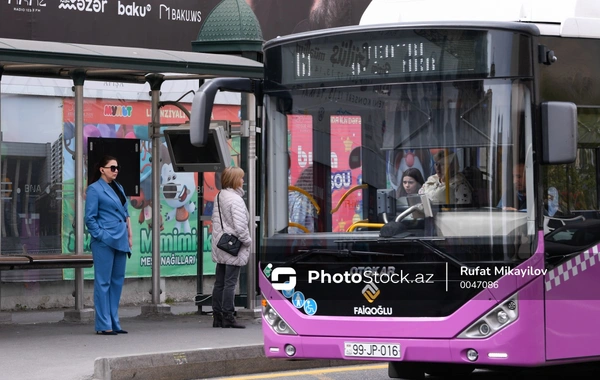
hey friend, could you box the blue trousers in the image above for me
[91,240,127,332]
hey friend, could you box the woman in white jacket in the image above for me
[211,167,252,328]
[419,150,472,205]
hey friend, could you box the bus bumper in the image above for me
[262,278,546,367]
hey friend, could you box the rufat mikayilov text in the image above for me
[307,269,435,284]
[460,266,548,278]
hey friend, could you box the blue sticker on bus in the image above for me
[303,298,317,315]
[292,291,305,308]
[282,284,294,298]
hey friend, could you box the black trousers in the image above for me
[212,263,241,314]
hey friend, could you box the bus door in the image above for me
[543,108,600,360]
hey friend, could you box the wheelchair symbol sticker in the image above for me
[281,283,294,298]
[292,291,305,308]
[303,298,317,315]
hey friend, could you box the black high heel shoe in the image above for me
[96,331,118,335]
[114,330,128,334]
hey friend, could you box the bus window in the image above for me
[270,80,534,247]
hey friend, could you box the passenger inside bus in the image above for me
[498,162,526,211]
[545,187,561,217]
[418,150,472,205]
[288,165,317,234]
[396,168,425,201]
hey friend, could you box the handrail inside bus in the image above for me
[288,186,320,214]
[331,184,368,214]
[346,222,384,232]
[288,222,311,233]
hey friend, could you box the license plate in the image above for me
[344,342,401,358]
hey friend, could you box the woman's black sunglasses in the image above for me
[103,165,120,172]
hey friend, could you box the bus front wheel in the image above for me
[388,362,425,379]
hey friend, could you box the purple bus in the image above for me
[189,0,600,378]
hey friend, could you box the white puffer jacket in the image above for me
[211,188,252,266]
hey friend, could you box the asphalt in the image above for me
[0,303,362,380]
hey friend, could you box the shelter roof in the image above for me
[0,38,263,83]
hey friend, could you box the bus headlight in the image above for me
[478,323,491,336]
[497,310,509,324]
[266,308,278,324]
[285,344,296,356]
[458,294,518,339]
[467,349,478,362]
[262,296,297,336]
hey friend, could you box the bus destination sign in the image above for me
[286,29,488,84]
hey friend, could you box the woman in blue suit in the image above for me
[85,155,132,335]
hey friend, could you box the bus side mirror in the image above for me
[190,78,258,147]
[541,102,577,164]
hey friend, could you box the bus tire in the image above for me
[388,361,425,379]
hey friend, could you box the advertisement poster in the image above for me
[0,1,372,52]
[288,115,313,186]
[239,0,373,41]
[61,98,239,279]
[287,114,363,232]
[0,0,223,52]
[330,115,362,232]
[287,114,317,233]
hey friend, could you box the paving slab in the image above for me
[0,303,371,380]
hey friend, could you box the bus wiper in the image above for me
[412,239,464,270]
[286,248,404,265]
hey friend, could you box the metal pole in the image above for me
[196,80,205,313]
[246,93,257,310]
[148,75,164,305]
[72,70,85,310]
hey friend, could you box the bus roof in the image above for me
[263,21,539,50]
[361,0,600,38]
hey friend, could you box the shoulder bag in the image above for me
[216,192,242,256]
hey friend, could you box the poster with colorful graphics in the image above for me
[330,115,362,232]
[288,115,313,186]
[61,98,240,279]
[287,115,315,233]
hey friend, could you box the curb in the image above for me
[94,344,376,380]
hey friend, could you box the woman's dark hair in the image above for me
[397,168,425,197]
[89,155,118,185]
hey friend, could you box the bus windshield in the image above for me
[264,79,535,264]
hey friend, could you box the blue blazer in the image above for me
[85,179,130,252]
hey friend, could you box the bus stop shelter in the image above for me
[0,37,262,320]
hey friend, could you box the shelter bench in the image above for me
[0,254,93,270]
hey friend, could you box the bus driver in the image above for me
[419,150,472,205]
[498,162,527,211]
